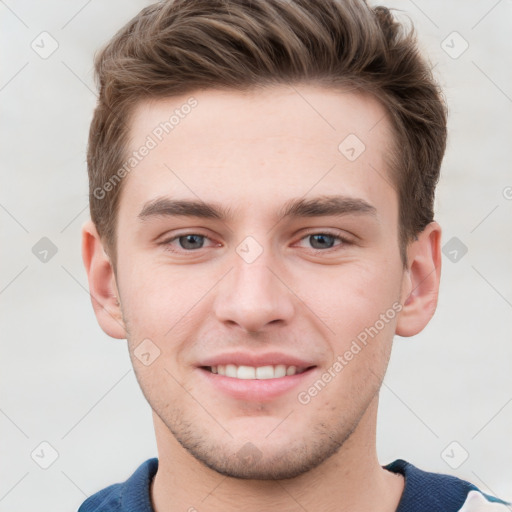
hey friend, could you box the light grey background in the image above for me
[1,0,511,510]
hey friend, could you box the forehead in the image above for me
[120,85,396,223]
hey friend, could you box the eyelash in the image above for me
[160,230,353,254]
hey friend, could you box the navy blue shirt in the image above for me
[78,458,509,511]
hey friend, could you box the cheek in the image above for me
[130,357,183,416]
[118,259,217,375]
[117,258,189,334]
[295,258,401,341]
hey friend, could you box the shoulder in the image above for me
[78,482,123,512]
[78,458,158,512]
[385,459,510,512]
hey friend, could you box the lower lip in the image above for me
[197,367,317,401]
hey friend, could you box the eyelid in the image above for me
[299,228,353,239]
[159,230,219,252]
[294,229,354,248]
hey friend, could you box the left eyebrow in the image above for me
[137,194,377,222]
[277,195,377,220]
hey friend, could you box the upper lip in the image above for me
[198,352,316,370]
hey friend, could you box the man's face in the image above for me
[114,85,408,479]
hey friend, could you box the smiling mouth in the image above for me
[202,364,314,380]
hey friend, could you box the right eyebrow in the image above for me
[138,197,230,221]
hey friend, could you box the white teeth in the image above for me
[255,365,274,379]
[225,364,237,378]
[211,364,306,379]
[274,364,287,378]
[237,365,256,379]
[286,365,297,376]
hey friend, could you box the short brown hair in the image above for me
[87,0,447,266]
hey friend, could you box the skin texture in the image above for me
[82,85,442,511]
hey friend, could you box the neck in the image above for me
[150,396,404,512]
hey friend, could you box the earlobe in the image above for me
[395,222,442,337]
[81,220,126,339]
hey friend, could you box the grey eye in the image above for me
[178,234,205,250]
[309,234,336,249]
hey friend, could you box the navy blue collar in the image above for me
[80,457,499,512]
[384,458,477,512]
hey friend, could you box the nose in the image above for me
[213,249,295,334]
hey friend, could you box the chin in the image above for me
[188,445,339,480]
[165,410,355,481]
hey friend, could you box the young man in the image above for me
[79,0,509,510]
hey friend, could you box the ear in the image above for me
[395,221,442,337]
[81,219,126,339]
